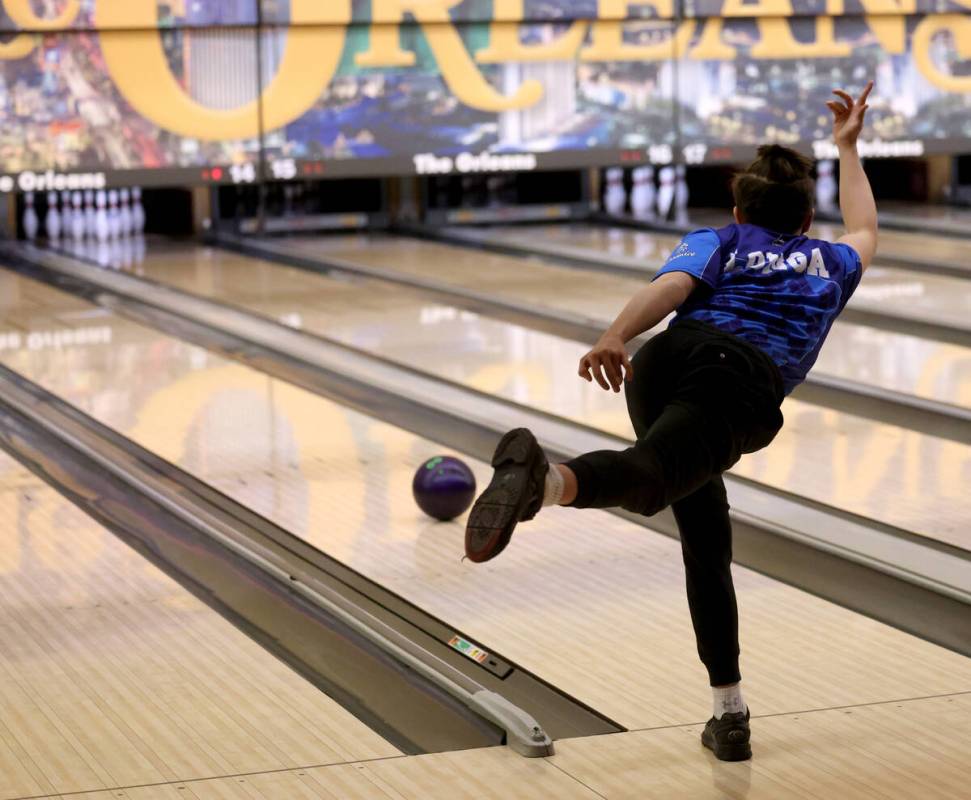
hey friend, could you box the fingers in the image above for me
[602,357,623,392]
[578,355,592,382]
[858,80,874,105]
[832,89,853,108]
[579,353,610,390]
[832,82,874,112]
[825,100,846,118]
[621,351,634,382]
[578,352,626,391]
[591,361,611,391]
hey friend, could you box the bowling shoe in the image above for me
[464,428,548,562]
[701,709,752,761]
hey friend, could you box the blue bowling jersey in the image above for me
[654,224,864,395]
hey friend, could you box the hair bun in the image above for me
[754,144,812,184]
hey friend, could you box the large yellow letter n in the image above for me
[95,0,348,141]
[356,0,542,112]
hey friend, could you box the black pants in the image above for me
[565,320,785,686]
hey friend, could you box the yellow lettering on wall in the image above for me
[719,0,791,16]
[355,22,416,67]
[826,0,911,53]
[0,33,36,59]
[752,17,850,58]
[827,0,915,12]
[583,1,691,61]
[688,19,737,60]
[913,14,971,92]
[95,0,348,141]
[355,0,541,111]
[477,0,587,63]
[710,0,850,59]
[864,16,906,53]
[3,0,79,29]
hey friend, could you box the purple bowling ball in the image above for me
[413,455,477,521]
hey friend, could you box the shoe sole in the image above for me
[464,429,544,563]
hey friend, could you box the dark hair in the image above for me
[732,145,815,234]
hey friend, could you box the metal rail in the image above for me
[0,360,558,758]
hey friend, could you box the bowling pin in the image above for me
[131,186,146,234]
[71,192,85,241]
[119,188,133,236]
[60,190,73,233]
[604,167,627,215]
[95,190,110,242]
[631,166,656,220]
[132,234,146,273]
[45,192,61,240]
[107,190,121,239]
[656,166,675,221]
[675,165,690,225]
[84,190,97,237]
[95,238,111,268]
[119,233,134,271]
[816,159,837,213]
[22,192,39,240]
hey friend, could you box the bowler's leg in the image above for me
[671,475,740,686]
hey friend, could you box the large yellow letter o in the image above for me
[913,15,971,93]
[95,0,349,141]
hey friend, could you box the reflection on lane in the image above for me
[279,233,971,409]
[4,270,971,731]
[90,242,971,549]
[468,223,971,326]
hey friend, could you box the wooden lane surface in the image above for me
[280,233,971,410]
[456,222,971,329]
[1,274,968,737]
[117,244,971,550]
[691,208,971,274]
[0,453,398,800]
[62,693,971,798]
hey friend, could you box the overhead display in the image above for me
[0,28,260,191]
[0,1,968,189]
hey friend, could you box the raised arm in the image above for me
[826,81,878,271]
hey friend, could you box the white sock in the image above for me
[712,683,746,719]
[542,464,565,507]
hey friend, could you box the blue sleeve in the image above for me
[653,229,722,288]
[831,242,864,302]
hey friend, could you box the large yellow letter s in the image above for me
[95,0,348,141]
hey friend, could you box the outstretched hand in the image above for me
[578,334,632,392]
[826,81,873,149]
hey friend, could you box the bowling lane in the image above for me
[690,208,971,273]
[451,223,971,329]
[0,448,398,799]
[876,201,971,238]
[274,233,971,411]
[93,243,971,549]
[4,270,971,732]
